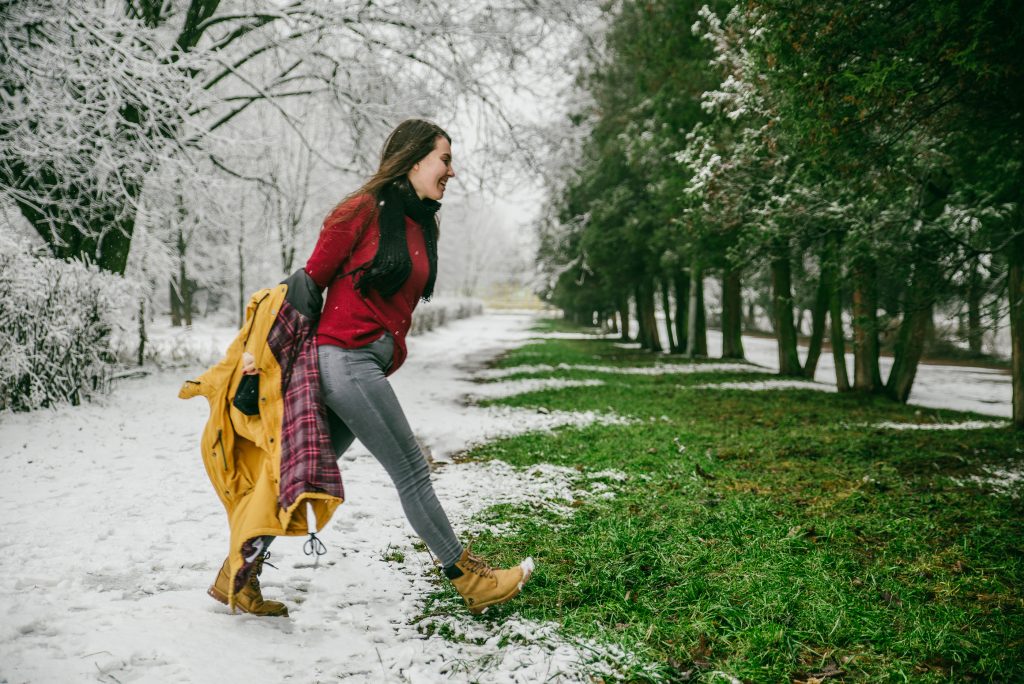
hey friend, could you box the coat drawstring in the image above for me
[303,501,327,560]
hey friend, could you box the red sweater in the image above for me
[304,195,431,375]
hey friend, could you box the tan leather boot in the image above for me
[448,547,535,615]
[208,554,289,617]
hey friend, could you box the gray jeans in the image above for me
[318,334,464,568]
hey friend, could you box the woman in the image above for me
[256,119,533,616]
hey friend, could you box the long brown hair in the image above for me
[330,119,451,238]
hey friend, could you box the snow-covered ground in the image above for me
[0,313,642,684]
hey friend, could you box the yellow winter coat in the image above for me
[179,282,343,608]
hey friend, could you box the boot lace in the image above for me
[249,551,277,589]
[463,550,495,579]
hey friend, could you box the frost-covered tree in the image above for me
[1,0,586,275]
[1,1,200,274]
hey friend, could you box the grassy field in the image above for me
[421,320,1023,683]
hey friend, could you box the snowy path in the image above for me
[0,313,632,684]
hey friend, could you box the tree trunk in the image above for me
[170,279,182,327]
[172,226,194,327]
[660,277,677,352]
[886,229,942,402]
[721,267,744,359]
[852,257,882,392]
[641,278,662,352]
[137,298,147,367]
[885,259,936,402]
[771,246,803,376]
[635,286,650,349]
[686,259,707,357]
[180,238,193,328]
[745,301,757,330]
[618,295,631,342]
[12,171,140,275]
[826,237,851,391]
[803,265,830,378]
[967,258,984,354]
[885,168,952,401]
[674,270,689,353]
[686,262,700,357]
[238,240,246,329]
[1009,231,1024,428]
[694,269,708,356]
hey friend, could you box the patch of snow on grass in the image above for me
[473,405,634,440]
[687,379,836,392]
[873,420,1009,430]
[587,469,629,482]
[951,463,1024,498]
[530,331,618,340]
[466,378,605,400]
[474,363,561,379]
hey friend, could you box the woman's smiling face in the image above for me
[408,136,455,201]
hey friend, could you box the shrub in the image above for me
[0,236,130,411]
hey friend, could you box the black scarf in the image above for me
[354,180,440,300]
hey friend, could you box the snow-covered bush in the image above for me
[0,235,130,411]
[410,297,484,335]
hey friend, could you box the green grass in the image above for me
[425,326,1024,682]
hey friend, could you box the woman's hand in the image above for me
[242,351,258,375]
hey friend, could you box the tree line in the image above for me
[537,0,1024,426]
